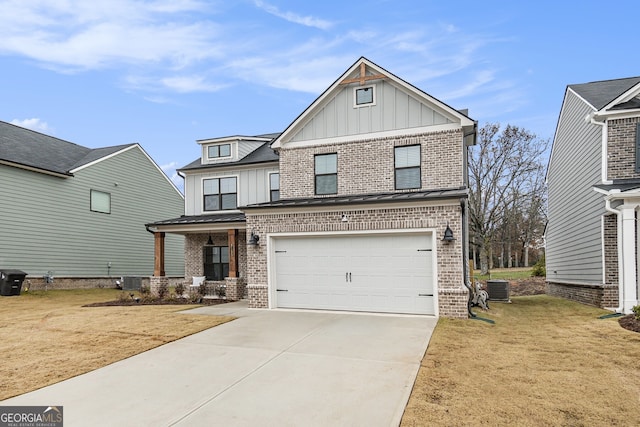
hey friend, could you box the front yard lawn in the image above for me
[0,289,233,400]
[402,295,640,426]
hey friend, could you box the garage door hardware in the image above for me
[276,289,288,292]
[275,250,287,253]
[418,293,434,297]
[345,272,352,282]
[417,249,432,252]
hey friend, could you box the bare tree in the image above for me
[469,123,548,275]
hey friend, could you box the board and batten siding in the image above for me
[0,146,184,278]
[546,89,604,284]
[183,164,279,215]
[290,80,453,142]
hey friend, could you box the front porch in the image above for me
[146,213,249,301]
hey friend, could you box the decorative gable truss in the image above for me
[272,57,474,149]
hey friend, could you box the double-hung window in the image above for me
[203,177,237,211]
[315,153,337,195]
[395,145,421,190]
[270,173,280,201]
[203,246,229,281]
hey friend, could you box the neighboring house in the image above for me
[0,120,185,288]
[148,57,476,317]
[546,77,640,313]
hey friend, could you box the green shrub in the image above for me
[632,305,640,321]
[531,256,546,277]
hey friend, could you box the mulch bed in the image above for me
[618,314,640,333]
[84,298,230,307]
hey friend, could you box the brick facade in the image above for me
[279,130,464,200]
[245,203,468,317]
[607,117,640,180]
[184,231,247,281]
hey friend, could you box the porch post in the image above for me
[620,205,638,313]
[228,228,238,278]
[154,232,166,277]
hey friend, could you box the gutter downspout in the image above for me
[461,197,474,318]
[604,198,624,313]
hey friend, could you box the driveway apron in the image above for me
[2,302,437,427]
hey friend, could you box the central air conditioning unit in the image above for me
[122,277,142,291]
[487,280,511,302]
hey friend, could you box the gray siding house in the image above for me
[0,121,184,288]
[546,77,640,313]
[148,57,476,317]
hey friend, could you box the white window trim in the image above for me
[353,84,376,108]
[205,142,234,162]
[90,189,111,214]
[201,174,240,213]
[268,171,280,202]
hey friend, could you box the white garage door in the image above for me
[273,233,435,315]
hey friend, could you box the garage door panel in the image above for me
[273,233,435,315]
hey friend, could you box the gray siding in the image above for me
[546,90,604,284]
[183,163,279,215]
[0,146,184,278]
[290,80,453,142]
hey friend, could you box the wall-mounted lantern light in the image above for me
[248,231,260,246]
[442,223,455,243]
[206,235,213,245]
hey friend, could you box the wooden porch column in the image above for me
[154,232,165,277]
[228,228,238,278]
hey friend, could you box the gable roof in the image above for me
[0,120,135,177]
[570,77,640,110]
[272,57,475,149]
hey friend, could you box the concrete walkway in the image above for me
[2,302,437,427]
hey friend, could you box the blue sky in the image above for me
[1,0,639,190]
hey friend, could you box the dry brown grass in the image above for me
[0,289,233,400]
[402,295,640,426]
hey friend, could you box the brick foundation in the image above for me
[225,277,246,301]
[438,288,469,318]
[248,284,268,308]
[149,276,169,298]
[546,281,619,309]
[22,276,184,291]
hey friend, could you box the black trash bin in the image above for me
[0,269,27,296]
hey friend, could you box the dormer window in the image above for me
[207,143,231,160]
[354,85,376,107]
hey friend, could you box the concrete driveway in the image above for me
[2,302,437,427]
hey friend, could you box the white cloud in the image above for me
[253,1,333,30]
[160,161,184,193]
[0,0,220,72]
[10,118,51,133]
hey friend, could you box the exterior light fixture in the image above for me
[248,231,260,246]
[442,223,455,243]
[206,235,213,245]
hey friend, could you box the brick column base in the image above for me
[225,277,246,301]
[438,287,469,318]
[247,284,268,308]
[149,276,169,298]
